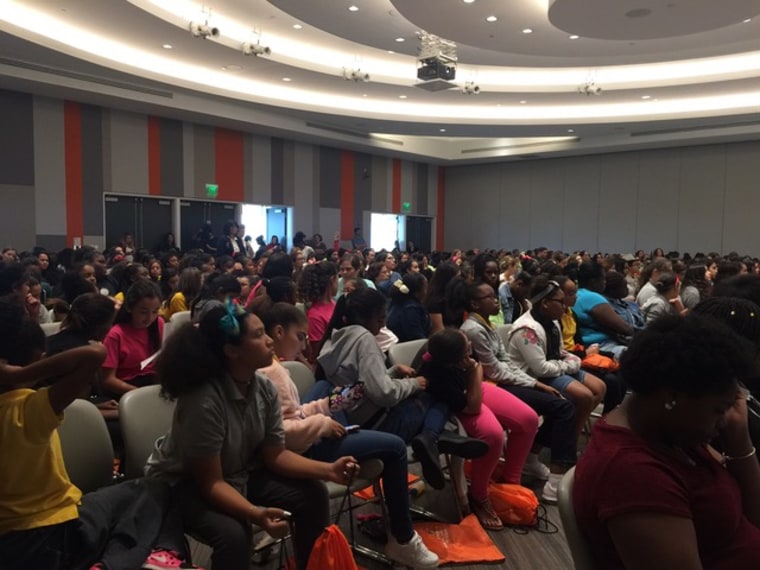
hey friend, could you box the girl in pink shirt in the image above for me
[102,280,163,399]
[298,261,338,360]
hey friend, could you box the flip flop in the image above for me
[468,492,504,531]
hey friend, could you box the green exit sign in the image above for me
[402,201,411,212]
[205,183,219,198]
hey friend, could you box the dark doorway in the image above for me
[405,216,432,252]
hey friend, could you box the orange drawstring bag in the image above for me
[306,524,358,570]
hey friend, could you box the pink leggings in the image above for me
[457,382,539,501]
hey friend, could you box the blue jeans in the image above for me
[307,430,414,542]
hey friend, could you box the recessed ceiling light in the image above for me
[293,24,303,29]
[395,37,405,42]
[362,93,367,97]
[162,44,173,49]
[569,35,579,40]
[440,128,447,132]
[387,50,395,54]
[567,129,575,133]
[641,95,651,99]
[399,95,408,99]
[348,5,359,12]
[743,18,752,23]
[486,15,498,22]
[463,0,476,4]
[519,100,527,104]
[282,77,292,82]
[522,28,533,34]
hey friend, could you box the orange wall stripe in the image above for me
[436,166,445,250]
[64,101,83,247]
[391,158,402,213]
[147,116,161,196]
[214,128,244,202]
[340,150,355,240]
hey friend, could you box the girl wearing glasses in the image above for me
[507,276,607,442]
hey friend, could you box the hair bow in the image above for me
[219,299,246,339]
[393,279,409,294]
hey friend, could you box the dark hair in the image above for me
[159,267,178,301]
[473,253,498,281]
[692,297,760,347]
[61,293,115,340]
[320,288,386,350]
[715,260,743,284]
[389,272,427,303]
[246,276,296,315]
[638,257,672,289]
[603,271,629,300]
[620,314,750,396]
[157,305,251,399]
[175,267,203,300]
[653,272,678,294]
[114,279,162,352]
[261,252,294,280]
[0,262,26,296]
[577,262,604,290]
[712,274,760,307]
[256,302,307,335]
[0,297,45,366]
[366,261,387,283]
[529,274,562,304]
[682,264,709,300]
[298,261,338,304]
[427,327,468,367]
[59,268,98,304]
[190,273,241,313]
[425,262,460,307]
[340,253,364,275]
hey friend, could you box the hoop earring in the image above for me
[664,400,677,411]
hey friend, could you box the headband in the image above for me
[531,280,561,304]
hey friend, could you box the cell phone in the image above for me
[345,424,361,433]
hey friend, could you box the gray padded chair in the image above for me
[280,360,316,400]
[119,385,176,479]
[557,467,598,570]
[387,338,427,368]
[58,398,115,493]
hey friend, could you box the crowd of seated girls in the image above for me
[4,237,760,569]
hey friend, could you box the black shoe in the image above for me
[437,432,489,459]
[411,432,446,490]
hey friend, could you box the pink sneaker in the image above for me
[142,549,203,570]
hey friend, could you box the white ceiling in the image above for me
[1,0,760,163]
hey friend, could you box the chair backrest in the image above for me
[281,360,316,401]
[387,338,427,367]
[557,467,598,570]
[119,385,176,479]
[496,324,513,349]
[58,399,114,493]
[40,322,62,337]
[170,310,192,328]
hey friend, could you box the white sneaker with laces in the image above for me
[521,454,550,481]
[541,473,563,504]
[385,531,439,568]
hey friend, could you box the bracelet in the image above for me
[722,446,756,462]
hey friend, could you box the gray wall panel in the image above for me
[416,164,429,216]
[677,145,725,253]
[33,96,66,236]
[501,164,532,250]
[723,141,760,254]
[159,118,184,197]
[319,147,341,209]
[598,154,639,254]
[270,137,284,205]
[292,142,316,236]
[109,110,148,194]
[0,185,36,249]
[192,125,214,198]
[0,90,34,186]
[636,149,681,253]
[528,164,564,250]
[354,152,372,227]
[35,234,67,252]
[371,156,389,212]
[562,156,601,252]
[251,134,272,204]
[282,140,295,206]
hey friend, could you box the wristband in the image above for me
[722,446,756,462]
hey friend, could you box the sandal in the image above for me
[468,492,504,531]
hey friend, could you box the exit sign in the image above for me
[402,201,411,212]
[205,183,219,198]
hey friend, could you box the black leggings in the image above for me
[176,472,329,570]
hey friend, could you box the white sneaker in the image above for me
[541,473,563,504]
[521,455,550,481]
[385,531,439,568]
